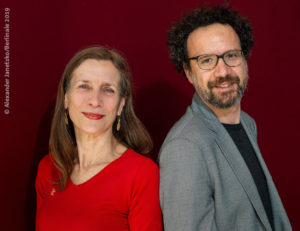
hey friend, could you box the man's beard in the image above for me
[195,74,248,109]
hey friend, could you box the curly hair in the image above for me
[167,4,254,74]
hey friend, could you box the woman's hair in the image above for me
[49,46,153,190]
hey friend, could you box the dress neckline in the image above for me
[68,148,130,187]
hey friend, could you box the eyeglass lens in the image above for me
[198,50,242,70]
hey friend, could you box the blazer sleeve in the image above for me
[128,158,163,231]
[159,138,216,231]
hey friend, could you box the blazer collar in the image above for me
[190,93,272,231]
[190,93,218,132]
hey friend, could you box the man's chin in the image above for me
[208,93,241,109]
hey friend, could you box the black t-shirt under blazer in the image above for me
[223,123,274,230]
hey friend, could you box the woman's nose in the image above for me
[88,90,102,107]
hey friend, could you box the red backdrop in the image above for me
[0,0,299,230]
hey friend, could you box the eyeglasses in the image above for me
[188,50,244,70]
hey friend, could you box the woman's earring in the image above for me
[65,110,68,125]
[116,116,121,131]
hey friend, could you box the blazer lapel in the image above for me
[215,125,272,231]
[241,114,292,230]
[191,94,272,231]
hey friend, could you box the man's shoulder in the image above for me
[162,107,215,148]
[241,110,255,122]
[241,110,257,132]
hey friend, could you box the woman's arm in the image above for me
[128,158,162,231]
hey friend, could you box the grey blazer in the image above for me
[159,93,292,231]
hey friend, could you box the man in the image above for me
[159,5,292,231]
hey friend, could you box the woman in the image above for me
[35,46,162,231]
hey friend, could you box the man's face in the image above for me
[184,23,248,109]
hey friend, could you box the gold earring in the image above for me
[116,116,121,131]
[65,110,68,125]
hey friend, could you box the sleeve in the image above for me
[128,158,163,231]
[159,138,216,231]
[35,154,58,211]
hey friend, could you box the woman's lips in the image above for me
[82,112,104,120]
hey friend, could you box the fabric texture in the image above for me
[36,149,162,231]
[159,93,292,231]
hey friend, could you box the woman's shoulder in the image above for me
[38,154,54,167]
[37,153,60,182]
[124,149,159,173]
[124,150,159,198]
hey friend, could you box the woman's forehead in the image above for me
[71,59,121,85]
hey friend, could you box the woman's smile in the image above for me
[82,112,105,120]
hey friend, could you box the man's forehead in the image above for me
[186,23,241,56]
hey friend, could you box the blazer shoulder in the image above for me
[241,111,257,134]
[159,108,217,165]
[241,110,255,122]
[163,107,216,145]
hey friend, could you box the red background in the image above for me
[0,0,299,230]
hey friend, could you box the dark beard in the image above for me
[201,75,248,109]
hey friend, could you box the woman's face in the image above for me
[64,59,125,137]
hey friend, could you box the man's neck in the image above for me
[204,100,241,124]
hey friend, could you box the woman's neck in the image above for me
[74,130,125,169]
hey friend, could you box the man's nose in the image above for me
[213,57,231,77]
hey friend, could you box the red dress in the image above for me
[35,149,162,231]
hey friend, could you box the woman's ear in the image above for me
[117,97,125,116]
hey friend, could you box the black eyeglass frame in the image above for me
[187,49,244,70]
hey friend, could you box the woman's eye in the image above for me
[104,88,114,93]
[79,84,89,89]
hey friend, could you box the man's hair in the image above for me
[167,4,254,74]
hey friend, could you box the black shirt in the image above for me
[223,123,274,230]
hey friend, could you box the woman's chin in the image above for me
[75,126,112,138]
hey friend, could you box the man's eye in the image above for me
[226,52,238,59]
[200,57,214,64]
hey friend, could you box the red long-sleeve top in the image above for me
[35,149,162,231]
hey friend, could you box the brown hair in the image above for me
[49,46,153,190]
